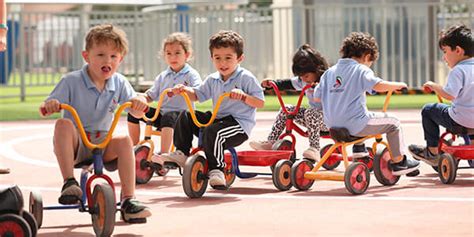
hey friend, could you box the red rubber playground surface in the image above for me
[1,110,473,237]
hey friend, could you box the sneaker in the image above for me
[161,150,188,167]
[209,169,226,189]
[302,147,320,162]
[121,198,152,222]
[352,143,369,158]
[58,178,82,205]
[249,140,274,150]
[408,144,438,166]
[390,156,420,176]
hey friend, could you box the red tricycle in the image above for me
[173,92,295,198]
[31,102,147,237]
[290,90,411,195]
[427,89,474,184]
[134,88,176,184]
[267,81,374,171]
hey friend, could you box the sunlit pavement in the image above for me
[1,110,473,236]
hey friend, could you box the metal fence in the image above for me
[1,1,473,100]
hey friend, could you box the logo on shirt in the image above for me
[333,76,343,89]
[109,97,118,113]
[330,76,344,93]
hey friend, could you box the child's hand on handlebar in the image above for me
[229,88,247,101]
[393,82,408,91]
[130,95,148,112]
[171,84,186,96]
[261,79,273,88]
[40,99,61,116]
[423,81,436,92]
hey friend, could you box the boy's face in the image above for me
[441,45,465,68]
[211,47,243,80]
[299,72,318,84]
[164,42,189,72]
[82,41,124,82]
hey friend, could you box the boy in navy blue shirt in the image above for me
[40,24,151,221]
[315,32,420,176]
[409,24,474,166]
[162,30,265,188]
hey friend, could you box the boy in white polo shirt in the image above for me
[40,24,151,222]
[409,24,474,165]
[314,32,420,176]
[162,30,265,188]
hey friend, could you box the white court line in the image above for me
[3,185,472,203]
[0,134,58,167]
[0,122,421,167]
[0,127,128,167]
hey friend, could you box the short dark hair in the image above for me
[209,30,244,57]
[339,32,379,61]
[292,44,329,82]
[438,24,474,57]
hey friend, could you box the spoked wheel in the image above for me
[290,159,315,191]
[224,164,236,188]
[183,154,208,198]
[272,139,296,163]
[354,147,375,172]
[438,153,457,184]
[373,148,400,186]
[91,183,116,237]
[344,162,370,195]
[29,191,43,229]
[272,160,293,191]
[134,145,154,184]
[21,211,38,237]
[321,144,341,170]
[0,213,32,237]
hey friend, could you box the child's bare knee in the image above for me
[115,135,133,147]
[55,119,75,134]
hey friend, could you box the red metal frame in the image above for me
[269,81,313,150]
[85,174,116,210]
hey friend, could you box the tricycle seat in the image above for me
[329,127,363,143]
[448,125,474,135]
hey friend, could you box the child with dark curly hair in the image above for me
[249,44,329,162]
[314,32,420,175]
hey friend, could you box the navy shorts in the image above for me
[127,108,180,130]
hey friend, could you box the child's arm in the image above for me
[261,78,294,90]
[128,94,149,119]
[423,81,455,101]
[230,88,265,108]
[372,81,407,92]
[171,84,198,101]
[39,99,61,116]
[139,91,153,103]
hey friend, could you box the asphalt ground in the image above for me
[1,110,473,237]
